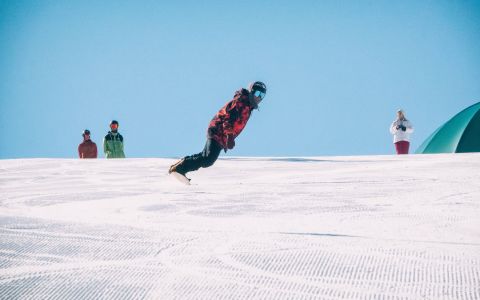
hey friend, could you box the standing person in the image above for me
[103,120,125,158]
[78,129,98,158]
[390,109,414,154]
[169,81,267,180]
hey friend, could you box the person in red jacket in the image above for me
[78,129,98,159]
[169,81,267,179]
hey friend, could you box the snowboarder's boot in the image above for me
[169,158,186,175]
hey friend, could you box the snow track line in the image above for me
[280,232,480,247]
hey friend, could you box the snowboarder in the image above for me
[103,120,126,158]
[390,109,414,154]
[78,129,98,159]
[169,81,267,180]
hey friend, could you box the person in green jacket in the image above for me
[103,120,126,158]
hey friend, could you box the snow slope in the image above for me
[1,154,479,299]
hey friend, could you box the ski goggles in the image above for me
[253,90,266,99]
[110,124,119,129]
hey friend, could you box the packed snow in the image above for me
[1,154,479,299]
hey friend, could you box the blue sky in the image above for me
[1,0,479,158]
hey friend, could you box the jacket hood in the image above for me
[235,88,257,110]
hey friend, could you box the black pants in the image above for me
[176,139,222,174]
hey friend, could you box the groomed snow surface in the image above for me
[1,154,479,299]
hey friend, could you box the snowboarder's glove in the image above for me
[401,126,407,131]
[226,135,235,150]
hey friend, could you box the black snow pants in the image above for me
[176,139,223,174]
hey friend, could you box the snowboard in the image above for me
[170,172,191,185]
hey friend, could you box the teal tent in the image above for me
[416,102,480,154]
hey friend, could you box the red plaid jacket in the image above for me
[207,89,254,149]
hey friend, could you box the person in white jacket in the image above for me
[390,109,414,154]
